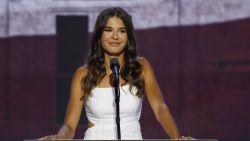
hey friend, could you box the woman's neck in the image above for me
[104,53,125,74]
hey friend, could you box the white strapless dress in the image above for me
[83,84,143,140]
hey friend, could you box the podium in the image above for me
[24,139,218,141]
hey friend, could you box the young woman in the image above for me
[40,7,192,140]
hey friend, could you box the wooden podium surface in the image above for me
[24,139,218,141]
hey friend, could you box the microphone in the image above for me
[110,58,121,139]
[110,58,120,83]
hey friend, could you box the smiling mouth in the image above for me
[109,42,121,46]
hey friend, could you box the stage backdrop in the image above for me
[0,0,250,140]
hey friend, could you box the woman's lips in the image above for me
[109,42,120,46]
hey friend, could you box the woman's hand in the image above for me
[38,134,66,140]
[178,136,196,140]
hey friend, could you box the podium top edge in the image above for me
[24,139,218,141]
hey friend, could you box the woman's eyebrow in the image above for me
[104,26,126,29]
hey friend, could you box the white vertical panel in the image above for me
[0,0,7,37]
[198,0,250,24]
[179,0,200,25]
[8,0,54,37]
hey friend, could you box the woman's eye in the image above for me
[104,29,112,32]
[120,29,126,33]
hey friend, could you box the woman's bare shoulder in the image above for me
[73,64,88,79]
[136,56,152,69]
[136,56,154,78]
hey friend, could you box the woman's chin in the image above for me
[104,50,124,57]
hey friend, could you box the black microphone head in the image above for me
[110,58,120,70]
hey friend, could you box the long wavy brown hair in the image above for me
[81,7,144,99]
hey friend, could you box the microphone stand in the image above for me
[113,78,121,139]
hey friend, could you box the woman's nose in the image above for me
[111,31,118,39]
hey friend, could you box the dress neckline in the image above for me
[95,83,129,89]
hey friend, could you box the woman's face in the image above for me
[101,16,128,56]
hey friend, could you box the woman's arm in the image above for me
[40,66,87,140]
[138,57,180,139]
